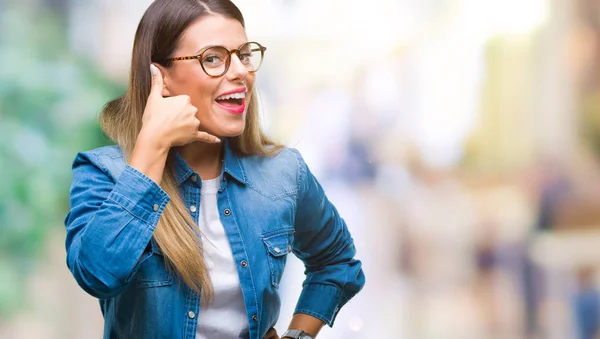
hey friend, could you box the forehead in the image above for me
[178,15,248,53]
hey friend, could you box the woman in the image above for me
[64,0,365,338]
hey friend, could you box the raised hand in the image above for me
[140,64,220,148]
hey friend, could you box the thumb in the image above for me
[149,64,164,98]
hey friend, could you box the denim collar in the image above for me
[173,138,247,186]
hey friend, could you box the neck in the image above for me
[176,141,224,180]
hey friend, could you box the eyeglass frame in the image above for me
[167,41,267,78]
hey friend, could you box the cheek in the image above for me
[246,74,257,90]
[173,68,218,103]
[191,83,220,116]
[198,81,218,103]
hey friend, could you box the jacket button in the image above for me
[191,175,198,182]
[190,205,197,213]
[188,311,195,319]
[240,260,248,268]
[274,247,281,254]
[153,204,159,212]
[252,315,258,322]
[224,209,231,216]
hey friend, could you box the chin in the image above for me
[216,124,246,138]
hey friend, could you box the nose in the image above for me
[226,53,249,83]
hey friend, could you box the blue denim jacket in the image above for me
[64,141,365,339]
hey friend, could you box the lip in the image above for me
[216,87,247,98]
[215,87,247,115]
[215,99,246,114]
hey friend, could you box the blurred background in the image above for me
[2,0,600,338]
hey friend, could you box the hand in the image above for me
[264,327,280,339]
[140,64,220,149]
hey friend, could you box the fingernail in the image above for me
[215,137,221,143]
[150,64,158,76]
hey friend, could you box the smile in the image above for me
[215,88,246,114]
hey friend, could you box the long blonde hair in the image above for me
[100,0,281,301]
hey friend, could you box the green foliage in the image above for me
[0,3,124,317]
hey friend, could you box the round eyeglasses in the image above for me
[168,41,266,78]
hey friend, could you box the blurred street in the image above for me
[3,0,600,338]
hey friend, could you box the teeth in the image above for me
[216,92,246,100]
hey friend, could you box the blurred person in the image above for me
[573,268,600,339]
[524,159,570,338]
[473,223,504,336]
[63,1,365,338]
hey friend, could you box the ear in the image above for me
[153,63,173,97]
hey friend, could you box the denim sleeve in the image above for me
[290,149,365,327]
[64,151,170,299]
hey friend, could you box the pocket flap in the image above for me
[262,233,292,257]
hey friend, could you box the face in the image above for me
[159,15,255,138]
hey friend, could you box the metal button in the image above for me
[224,209,231,216]
[153,204,159,212]
[251,315,258,322]
[288,245,292,252]
[190,205,197,213]
[188,311,195,319]
[240,260,248,268]
[274,247,281,254]
[191,175,198,182]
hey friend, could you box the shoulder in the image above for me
[239,147,308,197]
[241,147,304,172]
[240,147,307,179]
[72,145,127,181]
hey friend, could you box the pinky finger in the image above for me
[195,131,221,144]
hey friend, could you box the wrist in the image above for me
[287,313,323,338]
[281,329,314,339]
[130,130,170,185]
[137,128,170,153]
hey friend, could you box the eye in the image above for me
[201,47,228,67]
[238,52,252,63]
[203,55,225,66]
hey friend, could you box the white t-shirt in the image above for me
[196,176,249,339]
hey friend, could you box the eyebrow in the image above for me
[193,42,251,55]
[194,45,220,55]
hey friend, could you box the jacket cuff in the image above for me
[294,283,347,327]
[107,165,170,226]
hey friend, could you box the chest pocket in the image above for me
[262,228,294,288]
[135,240,174,288]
